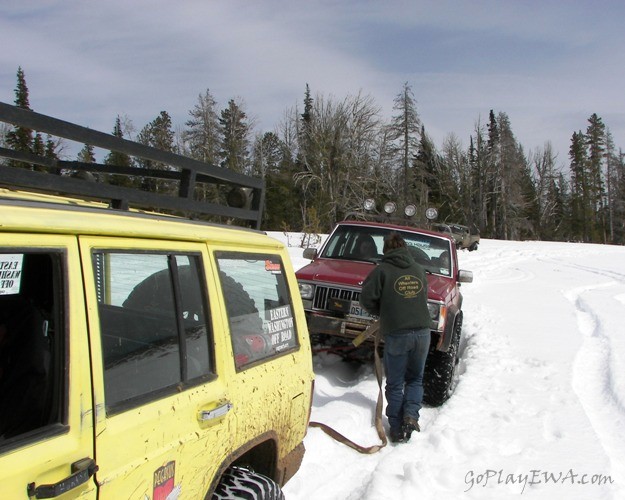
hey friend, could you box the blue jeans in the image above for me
[383,328,431,431]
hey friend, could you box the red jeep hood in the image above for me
[426,274,455,302]
[296,258,375,287]
[296,258,456,300]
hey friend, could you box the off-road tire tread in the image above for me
[423,314,462,406]
[212,466,284,500]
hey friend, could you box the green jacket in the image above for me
[359,246,430,336]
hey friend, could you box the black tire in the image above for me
[212,466,284,500]
[423,314,462,407]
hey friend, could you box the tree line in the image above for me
[3,68,624,244]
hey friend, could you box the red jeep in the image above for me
[296,209,473,406]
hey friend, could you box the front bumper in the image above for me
[306,312,373,341]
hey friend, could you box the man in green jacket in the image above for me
[360,232,431,443]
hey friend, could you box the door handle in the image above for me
[198,401,233,422]
[27,458,98,499]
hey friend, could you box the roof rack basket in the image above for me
[0,101,264,229]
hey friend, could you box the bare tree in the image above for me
[293,91,383,228]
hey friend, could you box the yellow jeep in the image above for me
[0,103,314,499]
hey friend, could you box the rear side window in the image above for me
[94,252,212,413]
[215,252,298,370]
[0,252,64,445]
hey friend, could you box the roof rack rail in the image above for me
[343,211,429,229]
[0,102,264,229]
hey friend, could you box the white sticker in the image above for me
[0,254,24,295]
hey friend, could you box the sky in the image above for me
[1,0,625,167]
[274,232,625,499]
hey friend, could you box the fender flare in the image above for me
[438,306,462,352]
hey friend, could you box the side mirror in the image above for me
[458,269,473,283]
[303,247,318,260]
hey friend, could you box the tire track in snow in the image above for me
[542,257,625,283]
[565,283,625,484]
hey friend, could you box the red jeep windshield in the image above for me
[321,224,453,277]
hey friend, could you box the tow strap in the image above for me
[308,321,388,454]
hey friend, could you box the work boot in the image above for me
[389,427,406,443]
[402,416,420,441]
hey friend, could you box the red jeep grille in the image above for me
[313,285,360,311]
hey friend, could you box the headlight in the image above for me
[427,302,447,332]
[298,283,314,300]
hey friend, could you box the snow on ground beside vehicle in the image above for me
[267,232,625,500]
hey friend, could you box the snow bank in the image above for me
[269,233,625,499]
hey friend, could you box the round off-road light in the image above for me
[363,198,376,211]
[404,204,417,217]
[383,202,397,214]
[425,207,438,220]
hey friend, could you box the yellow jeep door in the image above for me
[79,237,232,499]
[0,235,96,499]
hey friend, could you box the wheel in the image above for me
[423,315,462,406]
[468,242,478,252]
[212,466,284,500]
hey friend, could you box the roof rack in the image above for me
[0,102,264,229]
[343,211,430,229]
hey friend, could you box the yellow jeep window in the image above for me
[0,252,64,445]
[215,252,298,370]
[93,252,212,413]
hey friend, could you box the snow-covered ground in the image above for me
[269,233,625,500]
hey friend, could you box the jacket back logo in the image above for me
[394,275,423,298]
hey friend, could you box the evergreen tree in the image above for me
[137,111,176,193]
[479,111,528,239]
[414,125,440,212]
[613,150,625,244]
[569,130,588,241]
[585,113,606,241]
[184,89,221,165]
[104,116,136,187]
[78,143,96,163]
[150,111,175,154]
[252,131,282,178]
[219,99,251,174]
[604,129,618,243]
[297,84,314,174]
[44,136,60,175]
[72,143,97,181]
[32,133,44,156]
[497,112,528,239]
[389,82,421,206]
[301,84,313,130]
[254,131,302,230]
[438,132,469,222]
[183,90,222,201]
[469,126,489,234]
[5,67,34,169]
[552,173,570,241]
[484,110,500,236]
